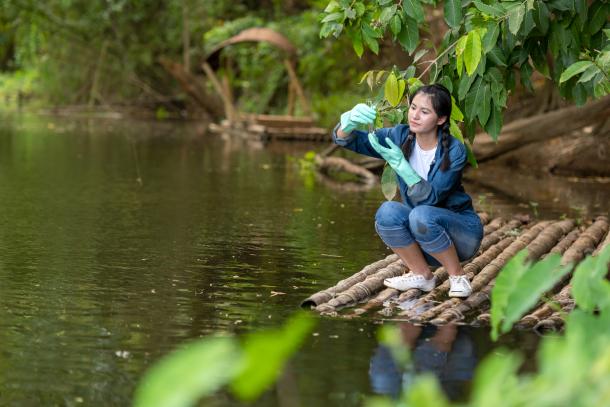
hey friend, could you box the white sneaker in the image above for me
[448,275,472,297]
[384,273,437,292]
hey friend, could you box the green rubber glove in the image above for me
[368,133,421,187]
[340,103,377,133]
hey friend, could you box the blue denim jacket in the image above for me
[332,123,474,212]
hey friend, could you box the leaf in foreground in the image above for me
[230,312,316,401]
[133,336,243,407]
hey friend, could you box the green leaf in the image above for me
[350,28,364,57]
[324,1,340,12]
[470,352,522,404]
[322,12,344,23]
[457,71,476,100]
[449,119,464,143]
[571,245,610,312]
[491,251,573,340]
[477,83,491,126]
[530,43,550,78]
[455,35,468,76]
[354,2,366,16]
[533,0,550,34]
[587,0,610,36]
[362,23,383,38]
[231,313,316,401]
[465,141,478,167]
[484,105,503,141]
[520,62,534,92]
[444,0,463,29]
[473,1,504,17]
[405,376,451,407]
[380,5,397,25]
[464,30,483,76]
[403,0,425,23]
[450,96,464,121]
[381,165,398,200]
[390,14,402,36]
[397,15,419,54]
[482,22,500,53]
[507,4,525,35]
[362,29,380,54]
[134,336,243,407]
[464,76,485,123]
[384,72,405,107]
[560,61,595,83]
[578,65,600,84]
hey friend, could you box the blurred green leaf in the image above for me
[133,336,243,407]
[491,250,572,340]
[230,312,316,401]
[571,245,610,312]
[444,0,463,29]
[560,61,595,83]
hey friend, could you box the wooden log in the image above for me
[300,254,399,308]
[524,219,576,261]
[479,219,523,253]
[316,262,407,313]
[314,156,378,186]
[431,283,494,324]
[472,96,610,162]
[483,217,505,236]
[158,57,224,118]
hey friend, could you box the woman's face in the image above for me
[407,93,447,135]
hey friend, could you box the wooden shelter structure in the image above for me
[301,214,610,333]
[203,28,327,142]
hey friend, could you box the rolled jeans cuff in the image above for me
[375,222,415,248]
[417,229,452,253]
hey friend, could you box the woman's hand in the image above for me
[368,133,422,187]
[340,103,376,133]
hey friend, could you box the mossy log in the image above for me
[517,216,609,328]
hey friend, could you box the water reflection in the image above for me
[370,323,476,401]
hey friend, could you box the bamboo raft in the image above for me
[301,214,610,332]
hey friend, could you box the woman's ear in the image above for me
[437,116,448,126]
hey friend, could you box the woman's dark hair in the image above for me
[401,83,452,171]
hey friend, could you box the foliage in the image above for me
[489,249,572,340]
[133,312,315,407]
[320,0,610,143]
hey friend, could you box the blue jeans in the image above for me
[374,202,483,266]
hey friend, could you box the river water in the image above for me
[0,115,605,406]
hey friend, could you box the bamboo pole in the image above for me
[300,254,399,308]
[479,219,523,253]
[315,262,407,314]
[483,217,505,236]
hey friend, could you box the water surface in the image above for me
[0,114,602,406]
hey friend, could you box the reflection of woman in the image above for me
[334,84,483,297]
[369,323,476,400]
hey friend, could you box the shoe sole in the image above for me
[448,291,471,298]
[383,279,435,292]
